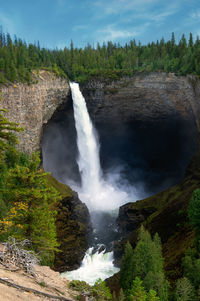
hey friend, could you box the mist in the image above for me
[43,83,198,283]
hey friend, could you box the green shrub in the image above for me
[69,279,112,300]
[68,280,91,292]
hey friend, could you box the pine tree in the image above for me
[188,189,200,235]
[0,152,61,265]
[129,277,147,301]
[119,241,134,292]
[189,33,194,49]
[182,248,200,289]
[132,227,169,301]
[147,290,160,301]
[175,277,195,301]
[0,101,22,158]
[0,100,23,235]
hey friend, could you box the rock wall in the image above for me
[80,72,200,282]
[82,72,200,127]
[1,71,200,277]
[1,71,200,155]
[46,174,92,272]
[0,71,70,154]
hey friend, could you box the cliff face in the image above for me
[46,174,92,272]
[2,71,200,277]
[82,73,200,127]
[2,71,199,155]
[1,71,70,154]
[113,148,200,282]
[81,72,200,282]
[79,73,199,282]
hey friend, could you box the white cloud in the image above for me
[151,9,177,22]
[97,23,149,43]
[99,27,133,41]
[93,0,159,15]
[92,0,178,27]
[191,10,200,19]
[138,4,178,23]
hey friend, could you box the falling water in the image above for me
[69,82,128,212]
[61,247,119,285]
[62,83,130,284]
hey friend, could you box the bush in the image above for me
[69,280,91,292]
[68,279,112,300]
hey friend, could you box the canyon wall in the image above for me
[1,71,200,275]
[1,71,70,154]
[82,72,200,128]
[1,71,200,155]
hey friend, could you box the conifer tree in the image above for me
[0,99,22,158]
[120,227,168,300]
[0,152,61,265]
[175,277,195,301]
[182,248,200,289]
[129,277,147,301]
[119,241,134,292]
[132,227,169,301]
[147,290,160,301]
[188,189,200,236]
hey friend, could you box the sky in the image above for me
[0,0,200,49]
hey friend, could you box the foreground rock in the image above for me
[0,241,76,301]
[0,262,76,301]
[46,175,92,272]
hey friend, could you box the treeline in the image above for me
[0,29,200,84]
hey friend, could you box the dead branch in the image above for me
[0,237,39,275]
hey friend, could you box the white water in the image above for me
[69,82,129,212]
[61,248,119,285]
[62,83,129,284]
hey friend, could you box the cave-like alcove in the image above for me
[42,94,198,198]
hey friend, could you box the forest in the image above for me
[0,30,200,84]
[1,28,200,300]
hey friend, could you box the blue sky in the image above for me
[0,0,200,49]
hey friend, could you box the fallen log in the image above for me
[0,277,73,301]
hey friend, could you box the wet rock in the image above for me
[116,203,156,236]
[113,203,156,265]
[46,174,92,272]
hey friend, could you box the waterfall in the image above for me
[62,83,131,284]
[70,82,128,212]
[61,247,119,285]
[70,82,102,210]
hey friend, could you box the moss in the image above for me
[46,173,73,198]
[45,174,91,271]
[104,87,119,95]
[39,281,47,287]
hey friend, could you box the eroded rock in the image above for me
[0,70,70,154]
[46,174,92,272]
